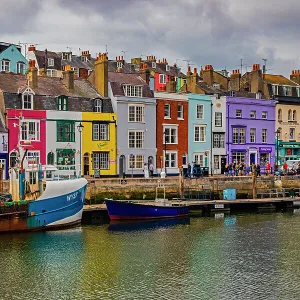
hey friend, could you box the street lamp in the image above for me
[77,122,84,176]
[275,129,280,171]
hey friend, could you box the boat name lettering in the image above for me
[67,192,78,201]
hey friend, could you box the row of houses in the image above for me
[0,43,300,178]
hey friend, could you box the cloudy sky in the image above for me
[1,0,299,76]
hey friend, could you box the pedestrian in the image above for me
[239,162,244,176]
[266,161,271,176]
[256,163,261,176]
[283,161,288,175]
[143,163,149,178]
[224,163,229,176]
[245,164,250,175]
[187,163,191,178]
[149,163,154,178]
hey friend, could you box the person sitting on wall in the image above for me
[266,161,271,176]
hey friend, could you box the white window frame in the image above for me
[71,67,79,77]
[92,152,110,170]
[215,112,222,127]
[165,151,177,169]
[262,129,267,143]
[250,110,256,119]
[94,99,102,112]
[262,111,268,119]
[117,61,123,68]
[273,85,279,95]
[166,65,170,71]
[26,150,40,165]
[236,109,242,118]
[213,133,225,148]
[177,104,184,119]
[128,155,144,169]
[21,120,40,142]
[163,126,178,145]
[47,69,57,77]
[16,62,25,74]
[93,123,109,140]
[164,104,170,119]
[128,130,145,149]
[1,60,10,72]
[194,125,206,142]
[123,85,143,97]
[193,153,204,166]
[152,62,156,68]
[48,58,54,66]
[196,104,204,119]
[250,128,256,143]
[232,152,246,163]
[128,105,145,122]
[81,56,88,62]
[159,74,166,84]
[22,93,34,110]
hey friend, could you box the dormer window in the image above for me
[62,52,71,60]
[159,74,166,84]
[22,93,33,110]
[123,85,143,97]
[272,85,279,96]
[1,59,10,72]
[57,95,68,111]
[152,62,156,68]
[135,64,140,71]
[117,61,123,68]
[48,58,54,67]
[81,56,88,62]
[166,65,170,71]
[94,99,102,112]
[71,67,79,77]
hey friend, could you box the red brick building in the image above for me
[155,90,189,175]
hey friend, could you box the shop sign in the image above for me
[259,147,272,153]
[281,144,300,148]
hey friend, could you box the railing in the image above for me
[257,188,300,198]
[52,164,82,180]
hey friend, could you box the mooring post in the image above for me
[252,165,257,199]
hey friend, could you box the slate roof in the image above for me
[143,61,184,78]
[61,54,95,70]
[0,73,113,112]
[263,74,298,86]
[108,72,154,98]
[34,50,62,70]
[108,61,137,73]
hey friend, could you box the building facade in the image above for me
[226,96,276,171]
[155,92,188,175]
[188,93,212,174]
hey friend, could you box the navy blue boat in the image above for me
[105,199,190,220]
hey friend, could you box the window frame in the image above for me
[262,129,267,143]
[46,69,57,77]
[165,151,177,169]
[48,58,54,66]
[56,121,75,142]
[164,104,171,119]
[194,125,206,142]
[92,122,109,141]
[213,133,225,148]
[159,74,166,84]
[16,62,25,74]
[177,104,184,119]
[262,111,268,119]
[250,110,256,119]
[196,104,204,119]
[128,154,144,169]
[163,126,178,145]
[22,93,34,110]
[94,99,102,112]
[57,95,68,111]
[215,112,222,127]
[236,109,242,118]
[92,151,110,170]
[1,59,10,72]
[128,104,145,123]
[128,130,145,149]
[21,120,40,142]
[123,85,143,97]
[26,150,40,165]
[250,128,256,143]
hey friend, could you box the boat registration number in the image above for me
[215,204,224,209]
[67,192,78,201]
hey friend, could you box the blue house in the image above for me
[188,93,212,174]
[0,42,28,74]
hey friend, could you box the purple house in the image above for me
[226,96,276,171]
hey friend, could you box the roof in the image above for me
[61,54,95,70]
[34,50,62,70]
[263,74,299,86]
[0,42,22,55]
[108,72,154,98]
[108,61,137,73]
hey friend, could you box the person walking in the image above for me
[266,161,271,176]
[283,161,288,175]
[256,163,261,176]
[187,163,191,178]
[149,163,154,178]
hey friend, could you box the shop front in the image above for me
[278,142,300,162]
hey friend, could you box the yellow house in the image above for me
[82,111,117,176]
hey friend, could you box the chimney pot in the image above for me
[188,66,191,73]
[194,68,197,73]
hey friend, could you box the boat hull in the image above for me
[105,200,190,220]
[0,178,87,233]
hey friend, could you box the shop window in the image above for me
[56,149,75,169]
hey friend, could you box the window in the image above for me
[278,109,282,121]
[183,79,187,85]
[283,86,292,96]
[16,62,25,74]
[288,110,292,121]
[1,60,10,72]
[213,133,225,148]
[92,152,109,170]
[129,155,144,169]
[290,128,295,140]
[123,85,143,97]
[26,151,40,165]
[164,127,178,144]
[21,120,40,141]
[236,109,242,118]
[57,96,68,111]
[272,85,279,95]
[71,67,79,77]
[56,149,75,166]
[214,155,220,170]
[22,93,33,110]
[62,53,70,60]
[262,129,267,143]
[166,65,170,71]
[88,69,93,76]
[9,151,18,168]
[215,112,222,127]
[293,110,297,121]
[128,131,144,148]
[232,152,245,163]
[165,152,177,168]
[164,104,170,118]
[260,153,270,166]
[196,104,204,119]
[233,128,245,144]
[29,172,37,185]
[94,99,102,112]
[57,121,75,142]
[48,58,54,66]
[47,152,54,165]
[177,104,183,119]
[250,128,256,143]
[152,62,156,68]
[117,61,123,68]
[277,127,282,140]
[81,56,88,62]
[194,154,204,166]
[93,123,109,140]
[128,105,145,122]
[250,110,256,118]
[47,69,57,77]
[159,74,166,84]
[194,125,206,142]
[262,111,267,119]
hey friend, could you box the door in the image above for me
[0,159,5,180]
[84,153,89,176]
[221,157,226,174]
[119,155,125,177]
[250,153,256,165]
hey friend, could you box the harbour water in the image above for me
[1,212,300,299]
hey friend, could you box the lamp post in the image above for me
[275,129,280,171]
[77,122,84,176]
[160,130,167,178]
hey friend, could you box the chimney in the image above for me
[230,69,241,91]
[94,52,108,97]
[290,70,300,84]
[166,77,177,93]
[27,60,38,89]
[250,64,262,93]
[28,44,36,52]
[81,50,91,60]
[131,57,142,65]
[203,65,214,86]
[191,68,199,86]
[39,68,46,76]
[62,69,74,92]
[139,63,150,85]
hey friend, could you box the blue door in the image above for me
[250,153,256,165]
